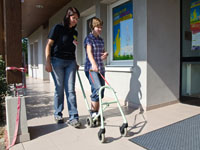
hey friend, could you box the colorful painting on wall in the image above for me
[190,0,200,50]
[113,1,133,60]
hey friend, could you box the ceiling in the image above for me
[21,0,71,38]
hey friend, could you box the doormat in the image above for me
[129,114,200,150]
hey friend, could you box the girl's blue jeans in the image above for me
[51,57,79,121]
[85,71,105,102]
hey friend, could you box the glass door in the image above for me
[181,0,200,105]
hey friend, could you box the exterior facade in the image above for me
[27,0,181,111]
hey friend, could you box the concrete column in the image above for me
[0,0,5,59]
[146,0,180,109]
[6,96,30,144]
[129,0,180,110]
[127,0,148,110]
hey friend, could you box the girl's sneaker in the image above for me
[91,112,98,118]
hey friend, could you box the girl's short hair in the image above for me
[89,17,103,30]
[63,7,80,28]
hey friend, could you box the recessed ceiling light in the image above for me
[35,4,44,9]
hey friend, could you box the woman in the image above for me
[45,7,81,128]
[84,17,108,118]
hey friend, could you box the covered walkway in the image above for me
[10,77,200,150]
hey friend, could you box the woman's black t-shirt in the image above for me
[48,24,78,60]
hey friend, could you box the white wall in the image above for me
[125,0,180,110]
[124,0,148,110]
[146,0,180,107]
[28,26,48,80]
[42,27,49,80]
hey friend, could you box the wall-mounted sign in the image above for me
[190,0,200,50]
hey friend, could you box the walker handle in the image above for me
[89,69,99,72]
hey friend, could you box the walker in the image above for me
[77,70,128,143]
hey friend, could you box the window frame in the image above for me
[107,0,134,66]
[30,41,39,68]
[33,41,38,67]
[30,44,34,66]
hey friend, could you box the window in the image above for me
[108,0,133,66]
[30,42,38,68]
[33,42,38,67]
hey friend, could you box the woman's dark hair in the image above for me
[63,7,80,28]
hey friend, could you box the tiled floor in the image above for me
[9,77,200,150]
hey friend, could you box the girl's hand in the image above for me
[92,63,99,72]
[101,52,108,60]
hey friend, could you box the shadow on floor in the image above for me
[128,113,147,137]
[101,105,137,118]
[28,123,68,139]
[181,96,200,106]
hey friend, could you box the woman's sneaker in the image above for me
[54,116,64,124]
[69,119,81,128]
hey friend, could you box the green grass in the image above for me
[113,55,133,60]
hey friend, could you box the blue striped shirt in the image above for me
[84,33,105,72]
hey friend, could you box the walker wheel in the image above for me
[86,117,93,128]
[120,123,128,137]
[98,128,106,143]
[98,133,105,143]
[120,127,127,137]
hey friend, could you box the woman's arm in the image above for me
[45,39,54,72]
[86,44,98,72]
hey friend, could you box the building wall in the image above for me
[42,27,49,80]
[27,0,181,110]
[46,0,133,106]
[28,26,48,80]
[146,0,180,108]
[128,0,148,109]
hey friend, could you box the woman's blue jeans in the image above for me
[51,57,79,121]
[85,71,105,102]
